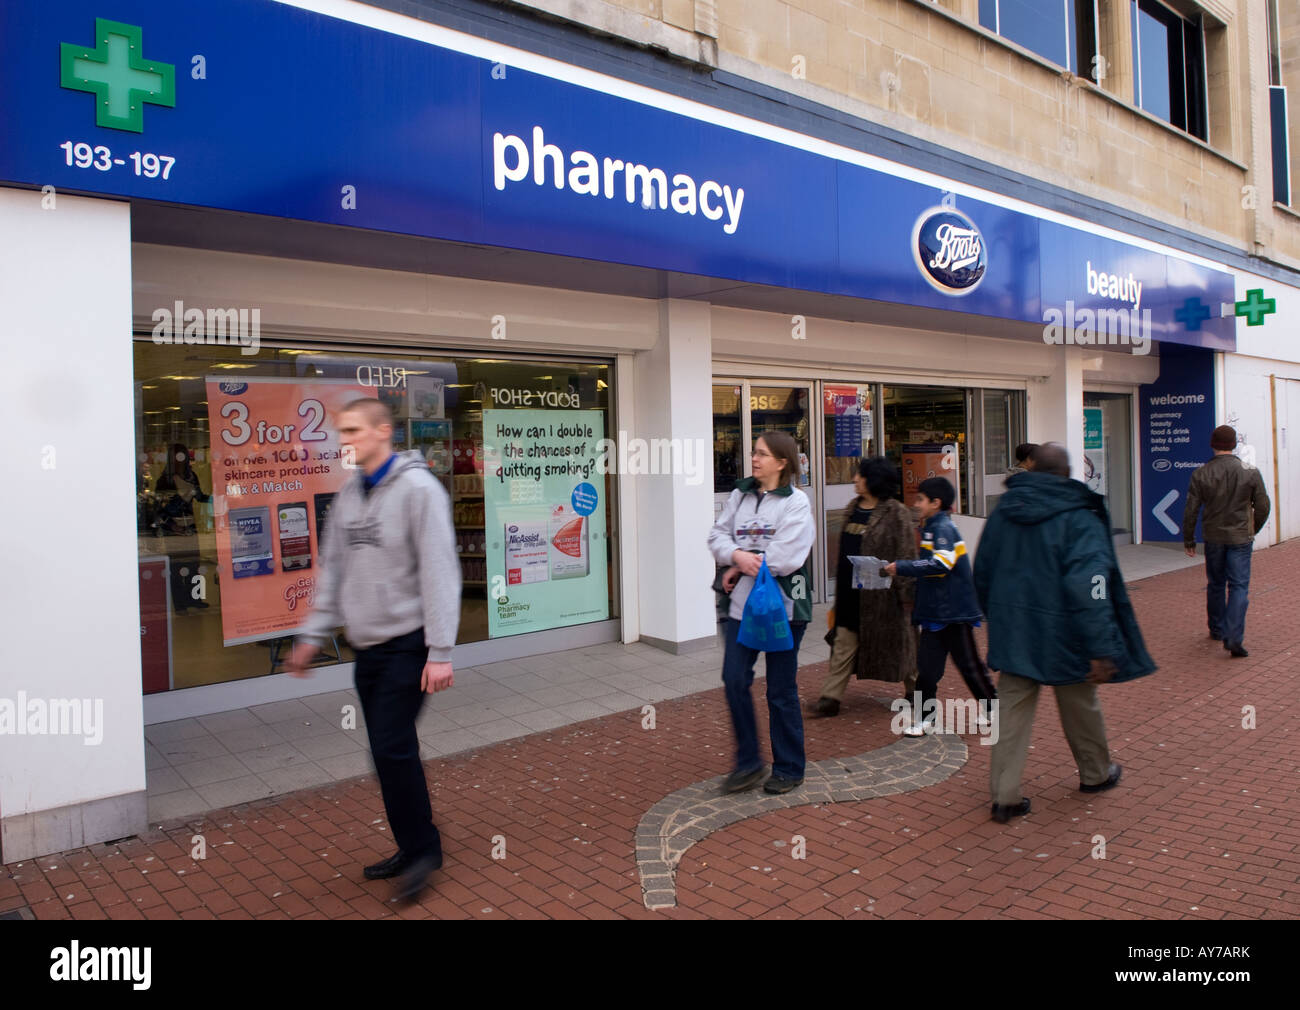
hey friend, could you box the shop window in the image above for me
[1131,0,1208,141]
[712,384,743,495]
[1083,393,1135,540]
[979,0,1098,76]
[882,385,969,513]
[134,341,615,692]
[822,383,875,487]
[749,385,812,489]
[880,384,1027,519]
[975,388,1027,517]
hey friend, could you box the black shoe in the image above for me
[190,599,210,609]
[763,775,803,795]
[1227,641,1249,658]
[808,697,840,718]
[1080,762,1122,793]
[990,798,1031,823]
[722,766,766,794]
[363,850,410,880]
[393,849,442,902]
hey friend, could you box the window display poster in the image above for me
[901,443,958,506]
[833,415,862,457]
[1084,448,1108,496]
[404,376,445,419]
[206,377,371,645]
[825,383,865,457]
[482,409,610,638]
[823,384,860,417]
[1083,407,1107,496]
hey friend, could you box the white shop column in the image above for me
[632,299,717,652]
[0,188,145,862]
[1027,344,1088,480]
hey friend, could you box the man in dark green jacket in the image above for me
[974,443,1156,824]
[1180,425,1270,658]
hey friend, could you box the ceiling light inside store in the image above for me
[210,363,257,370]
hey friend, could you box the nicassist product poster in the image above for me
[206,377,369,645]
[482,410,609,638]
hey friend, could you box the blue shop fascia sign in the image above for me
[1,0,1234,352]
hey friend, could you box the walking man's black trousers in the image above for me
[353,629,441,861]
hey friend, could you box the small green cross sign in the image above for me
[60,19,175,133]
[1234,288,1277,327]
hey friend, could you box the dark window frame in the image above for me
[1133,0,1208,141]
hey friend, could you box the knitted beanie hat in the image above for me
[1211,425,1237,451]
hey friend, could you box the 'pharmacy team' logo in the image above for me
[60,18,175,133]
[912,206,987,296]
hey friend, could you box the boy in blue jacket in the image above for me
[884,477,997,736]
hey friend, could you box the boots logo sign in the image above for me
[60,18,175,133]
[912,207,987,296]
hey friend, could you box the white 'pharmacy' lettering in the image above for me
[493,126,746,235]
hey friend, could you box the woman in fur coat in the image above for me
[809,457,917,717]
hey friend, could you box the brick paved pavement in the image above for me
[2,540,1297,920]
[635,728,968,909]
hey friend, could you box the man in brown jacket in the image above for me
[1181,425,1271,658]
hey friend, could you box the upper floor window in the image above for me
[1266,0,1282,87]
[1132,0,1208,140]
[979,0,1098,77]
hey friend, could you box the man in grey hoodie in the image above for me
[287,398,460,901]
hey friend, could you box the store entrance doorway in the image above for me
[1083,392,1135,544]
[1274,378,1300,543]
[712,380,821,601]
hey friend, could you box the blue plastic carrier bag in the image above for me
[737,558,794,651]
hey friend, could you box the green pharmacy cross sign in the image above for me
[1234,288,1277,327]
[60,19,175,133]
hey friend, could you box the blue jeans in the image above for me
[1205,542,1252,645]
[722,617,807,781]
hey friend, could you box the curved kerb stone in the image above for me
[634,727,969,910]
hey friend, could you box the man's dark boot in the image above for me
[1079,762,1122,793]
[991,798,1030,823]
[364,850,409,880]
[808,697,840,718]
[1227,642,1249,658]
